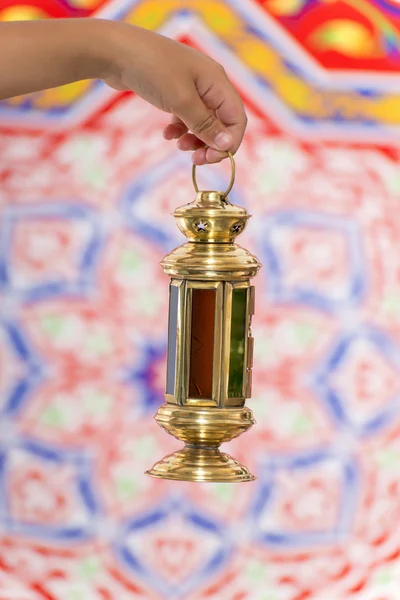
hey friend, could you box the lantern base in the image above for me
[146,445,255,483]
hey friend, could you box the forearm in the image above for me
[0,17,246,164]
[0,18,113,100]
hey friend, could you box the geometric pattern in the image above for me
[0,203,102,301]
[314,328,400,436]
[2,0,400,598]
[252,450,359,547]
[262,210,365,310]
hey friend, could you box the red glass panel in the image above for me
[189,289,216,399]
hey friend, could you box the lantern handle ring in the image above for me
[192,151,235,200]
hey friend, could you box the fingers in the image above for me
[192,146,208,166]
[163,123,186,140]
[177,133,205,151]
[163,115,223,162]
[163,115,187,140]
[192,148,226,166]
[163,63,247,164]
[196,66,247,155]
[165,122,228,164]
[173,85,234,154]
[206,148,227,163]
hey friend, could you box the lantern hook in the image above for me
[192,151,235,200]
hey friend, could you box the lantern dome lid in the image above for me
[173,191,250,243]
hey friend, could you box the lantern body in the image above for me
[146,191,261,482]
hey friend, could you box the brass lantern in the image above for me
[146,154,261,483]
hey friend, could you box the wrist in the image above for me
[82,19,144,83]
[75,18,123,81]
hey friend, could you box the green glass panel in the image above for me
[228,288,247,398]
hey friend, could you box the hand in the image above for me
[0,19,246,165]
[102,22,247,164]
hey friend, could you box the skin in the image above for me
[0,18,247,164]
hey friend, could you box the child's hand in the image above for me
[102,22,247,165]
[0,19,247,164]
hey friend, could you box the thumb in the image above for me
[175,92,233,152]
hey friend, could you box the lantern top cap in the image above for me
[173,191,250,243]
[162,154,261,277]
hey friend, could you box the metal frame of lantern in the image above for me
[146,153,261,483]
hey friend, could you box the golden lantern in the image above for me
[146,153,261,482]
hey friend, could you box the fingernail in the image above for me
[214,131,233,150]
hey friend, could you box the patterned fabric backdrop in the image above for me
[2,1,400,598]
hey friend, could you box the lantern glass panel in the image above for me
[228,288,247,398]
[166,284,179,395]
[189,289,216,399]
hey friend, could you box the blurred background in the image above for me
[2,0,400,598]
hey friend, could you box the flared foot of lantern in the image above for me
[146,445,255,483]
[146,403,256,483]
